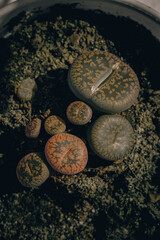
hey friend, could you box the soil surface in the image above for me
[0,4,160,240]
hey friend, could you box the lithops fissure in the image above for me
[68,51,140,113]
[87,115,135,161]
[91,62,120,94]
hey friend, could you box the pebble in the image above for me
[66,101,92,125]
[44,115,66,135]
[17,78,37,102]
[16,152,50,188]
[25,118,41,138]
[45,133,88,174]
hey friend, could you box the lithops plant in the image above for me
[68,50,140,113]
[16,153,50,188]
[17,78,37,102]
[66,101,92,125]
[87,115,134,161]
[44,115,66,136]
[45,133,88,175]
[25,118,41,138]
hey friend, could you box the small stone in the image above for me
[150,193,160,203]
[25,118,41,138]
[45,133,88,174]
[44,115,66,135]
[16,153,50,188]
[66,101,92,125]
[87,115,135,161]
[17,78,37,102]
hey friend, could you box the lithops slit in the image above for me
[91,62,120,94]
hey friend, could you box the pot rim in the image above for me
[0,0,160,37]
[116,0,160,22]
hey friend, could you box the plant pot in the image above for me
[0,0,160,39]
[0,1,160,240]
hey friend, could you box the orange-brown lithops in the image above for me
[66,101,92,125]
[87,115,134,161]
[44,115,66,136]
[16,153,50,188]
[25,118,41,138]
[45,133,88,174]
[68,50,140,113]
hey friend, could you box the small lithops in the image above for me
[44,115,66,135]
[87,115,134,161]
[45,133,88,174]
[16,153,50,188]
[66,101,92,125]
[25,118,41,138]
[68,50,140,113]
[17,78,37,102]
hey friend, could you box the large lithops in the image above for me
[87,115,134,161]
[66,101,92,125]
[44,115,66,136]
[68,50,140,113]
[45,133,88,175]
[16,153,50,188]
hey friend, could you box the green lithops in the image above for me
[17,78,37,102]
[87,115,134,161]
[16,153,50,188]
[44,115,66,136]
[66,101,92,125]
[68,50,140,113]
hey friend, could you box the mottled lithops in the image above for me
[66,101,92,125]
[44,115,66,135]
[68,50,140,113]
[45,133,88,174]
[25,118,41,138]
[17,78,37,102]
[16,153,50,188]
[87,115,134,161]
